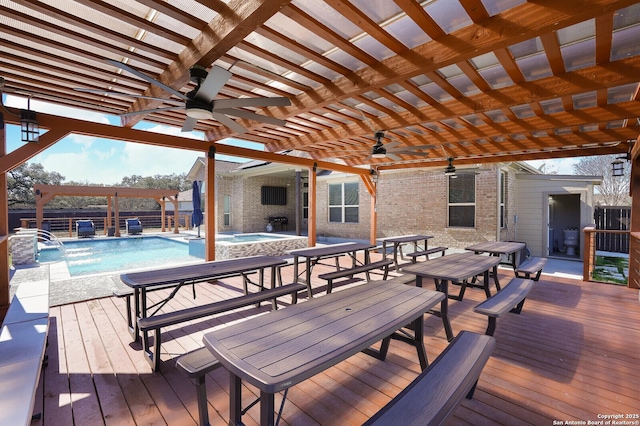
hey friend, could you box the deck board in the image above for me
[37,254,640,425]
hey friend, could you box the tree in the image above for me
[116,173,188,210]
[8,163,65,207]
[572,155,631,206]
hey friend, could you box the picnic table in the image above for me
[402,252,502,341]
[120,255,287,342]
[465,241,526,268]
[379,234,434,271]
[287,242,374,297]
[203,280,445,426]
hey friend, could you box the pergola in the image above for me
[1,0,640,311]
[32,184,181,237]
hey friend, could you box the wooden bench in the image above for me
[175,347,223,426]
[509,243,547,281]
[515,256,547,281]
[113,271,258,337]
[138,282,306,371]
[318,259,393,294]
[0,277,50,426]
[405,246,448,263]
[474,277,534,336]
[363,331,495,426]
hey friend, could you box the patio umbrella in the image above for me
[192,181,203,237]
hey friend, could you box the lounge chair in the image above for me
[76,220,96,238]
[125,218,143,235]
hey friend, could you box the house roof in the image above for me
[1,0,638,171]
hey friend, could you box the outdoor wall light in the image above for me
[20,109,39,143]
[444,157,457,178]
[611,157,626,177]
[370,169,378,183]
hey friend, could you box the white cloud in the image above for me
[120,143,201,178]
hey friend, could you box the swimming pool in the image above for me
[38,237,200,277]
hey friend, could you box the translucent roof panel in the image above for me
[509,38,544,58]
[608,83,638,104]
[294,0,364,39]
[324,49,369,73]
[353,35,396,61]
[515,53,553,81]
[448,73,482,96]
[561,39,596,72]
[572,92,597,110]
[460,114,486,127]
[480,0,526,16]
[484,110,509,123]
[557,20,595,46]
[419,82,454,103]
[265,14,336,55]
[539,98,565,114]
[510,104,536,119]
[611,23,640,61]
[424,0,473,34]
[385,15,432,49]
[478,64,513,89]
[393,90,427,108]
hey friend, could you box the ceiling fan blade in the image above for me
[211,111,247,134]
[181,117,198,132]
[212,97,291,109]
[383,141,401,150]
[107,59,188,101]
[390,150,430,155]
[216,108,286,127]
[387,153,401,161]
[118,106,184,117]
[73,88,183,104]
[388,144,434,152]
[195,66,232,103]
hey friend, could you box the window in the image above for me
[303,191,308,219]
[223,195,231,226]
[500,171,506,228]
[448,174,475,227]
[329,182,359,223]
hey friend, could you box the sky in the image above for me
[3,94,580,184]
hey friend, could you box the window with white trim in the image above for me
[448,174,475,228]
[500,171,507,228]
[329,182,359,223]
[223,195,231,226]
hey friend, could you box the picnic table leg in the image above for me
[482,270,492,298]
[492,265,501,291]
[417,277,454,341]
[260,390,276,426]
[413,314,428,370]
[393,242,400,271]
[130,288,141,342]
[305,258,313,298]
[229,373,243,425]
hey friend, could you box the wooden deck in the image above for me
[33,254,640,425]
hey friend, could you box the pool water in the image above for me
[38,237,200,277]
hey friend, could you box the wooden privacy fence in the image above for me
[594,206,631,253]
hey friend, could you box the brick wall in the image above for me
[218,163,516,251]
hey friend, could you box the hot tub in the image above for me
[189,233,308,260]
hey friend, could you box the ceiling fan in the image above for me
[76,60,291,134]
[347,109,431,161]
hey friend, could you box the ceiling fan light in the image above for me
[371,152,386,159]
[186,106,212,119]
